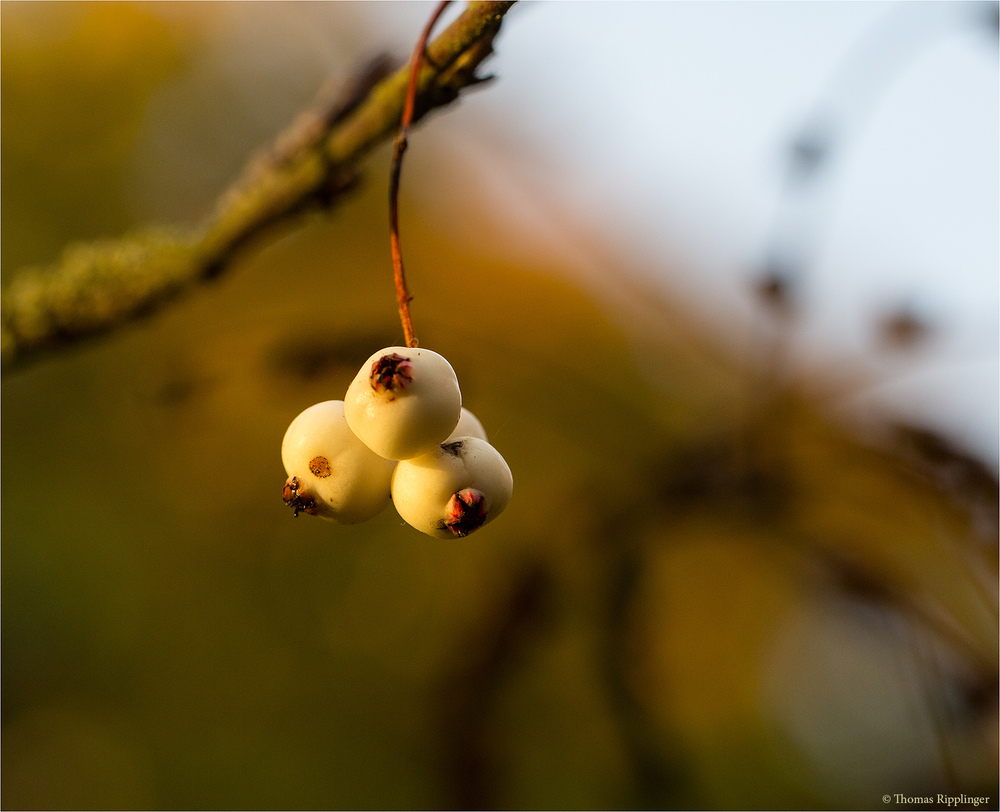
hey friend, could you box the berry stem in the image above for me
[390,0,452,349]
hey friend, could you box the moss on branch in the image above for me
[2,1,516,372]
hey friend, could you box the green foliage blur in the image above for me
[3,4,996,810]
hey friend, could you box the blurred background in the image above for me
[2,2,997,810]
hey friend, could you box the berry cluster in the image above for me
[281,347,512,538]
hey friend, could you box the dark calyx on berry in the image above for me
[441,488,488,537]
[283,476,320,517]
[370,353,413,394]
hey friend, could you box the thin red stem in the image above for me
[390,0,452,348]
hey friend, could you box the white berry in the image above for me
[446,407,488,443]
[391,437,513,538]
[281,400,396,523]
[344,346,462,460]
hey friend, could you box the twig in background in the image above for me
[1,1,516,373]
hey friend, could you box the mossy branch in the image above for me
[1,0,516,373]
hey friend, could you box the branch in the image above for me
[2,1,517,373]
